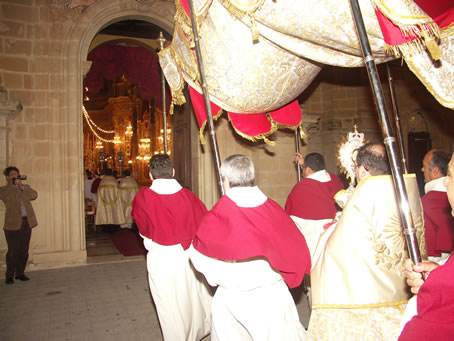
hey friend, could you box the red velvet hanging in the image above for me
[84,44,171,110]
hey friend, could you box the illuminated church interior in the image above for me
[83,20,173,186]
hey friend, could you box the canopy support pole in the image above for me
[350,0,421,265]
[386,63,408,174]
[188,0,224,196]
[295,129,302,182]
[158,32,168,155]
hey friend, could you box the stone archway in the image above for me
[55,1,176,264]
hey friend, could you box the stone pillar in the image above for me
[0,87,23,263]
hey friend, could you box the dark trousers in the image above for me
[4,217,32,279]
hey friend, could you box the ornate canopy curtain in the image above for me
[158,0,454,143]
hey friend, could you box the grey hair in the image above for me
[220,154,255,187]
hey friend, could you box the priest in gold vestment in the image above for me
[95,169,124,226]
[119,170,139,229]
[308,143,426,341]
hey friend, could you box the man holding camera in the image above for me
[0,166,38,284]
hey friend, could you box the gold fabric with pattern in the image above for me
[308,174,425,340]
[160,0,453,120]
[311,174,426,307]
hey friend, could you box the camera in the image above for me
[13,175,27,182]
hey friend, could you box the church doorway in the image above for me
[81,20,192,260]
[407,112,431,196]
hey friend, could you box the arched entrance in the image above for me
[65,3,197,261]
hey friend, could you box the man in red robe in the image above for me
[401,152,454,340]
[285,152,344,220]
[189,154,311,340]
[131,154,212,341]
[285,152,344,258]
[421,149,454,261]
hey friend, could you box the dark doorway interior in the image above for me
[408,131,431,196]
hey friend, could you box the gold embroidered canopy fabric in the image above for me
[159,0,454,141]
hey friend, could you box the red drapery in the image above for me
[84,44,170,109]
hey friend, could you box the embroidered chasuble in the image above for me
[95,175,125,225]
[118,176,139,225]
[308,174,427,341]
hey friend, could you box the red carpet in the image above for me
[109,229,147,256]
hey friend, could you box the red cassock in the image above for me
[422,191,454,257]
[193,196,311,288]
[131,187,207,249]
[399,254,454,341]
[285,174,344,220]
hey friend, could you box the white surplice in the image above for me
[141,179,212,341]
[189,186,306,341]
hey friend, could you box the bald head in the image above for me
[355,143,390,181]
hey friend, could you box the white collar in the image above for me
[307,169,331,182]
[424,176,447,194]
[226,186,267,207]
[150,178,182,194]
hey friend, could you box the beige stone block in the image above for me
[33,142,50,157]
[12,142,32,161]
[356,96,375,111]
[305,102,323,113]
[32,40,49,56]
[39,6,49,21]
[5,39,32,55]
[24,74,33,89]
[49,41,63,56]
[30,124,48,140]
[2,3,39,23]
[0,21,25,38]
[34,108,49,123]
[14,124,28,139]
[9,89,32,106]
[33,90,48,107]
[33,74,49,90]
[30,57,50,73]
[33,158,49,175]
[0,56,29,72]
[3,72,23,89]
[23,108,36,123]
[333,98,356,110]
[48,23,68,40]
[9,0,34,4]
[330,87,347,100]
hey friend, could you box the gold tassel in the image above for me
[199,130,206,144]
[424,37,442,61]
[169,103,174,116]
[263,137,276,146]
[299,125,308,140]
[199,121,207,144]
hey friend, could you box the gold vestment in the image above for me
[95,176,125,226]
[308,174,426,340]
